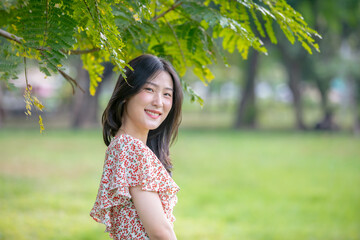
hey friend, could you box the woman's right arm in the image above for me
[129,185,177,240]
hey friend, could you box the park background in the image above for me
[1,0,360,239]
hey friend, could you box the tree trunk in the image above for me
[0,82,5,127]
[353,78,360,136]
[287,61,306,130]
[234,50,259,129]
[314,76,329,117]
[71,62,113,128]
[353,110,360,136]
[278,42,307,130]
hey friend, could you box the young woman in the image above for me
[90,54,183,240]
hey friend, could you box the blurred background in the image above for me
[1,1,360,240]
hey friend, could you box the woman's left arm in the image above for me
[130,185,177,240]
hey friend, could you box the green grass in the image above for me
[0,129,359,240]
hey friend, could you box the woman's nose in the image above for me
[152,93,163,107]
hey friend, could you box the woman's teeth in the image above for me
[145,110,160,116]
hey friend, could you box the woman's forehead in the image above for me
[146,71,173,89]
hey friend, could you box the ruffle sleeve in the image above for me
[90,134,180,234]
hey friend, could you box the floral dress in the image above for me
[90,134,180,239]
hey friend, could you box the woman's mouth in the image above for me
[145,109,161,119]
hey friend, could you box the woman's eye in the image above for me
[164,93,172,97]
[144,87,154,92]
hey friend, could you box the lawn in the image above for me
[0,128,359,240]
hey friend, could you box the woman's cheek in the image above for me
[164,98,173,111]
[137,91,152,102]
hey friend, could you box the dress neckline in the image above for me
[112,133,148,148]
[114,133,140,142]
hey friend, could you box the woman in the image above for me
[90,54,183,239]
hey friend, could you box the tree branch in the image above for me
[39,51,85,94]
[152,1,183,21]
[0,28,99,54]
[24,57,29,87]
[0,29,50,51]
[0,29,46,51]
[0,28,88,94]
[0,29,22,44]
[58,68,85,94]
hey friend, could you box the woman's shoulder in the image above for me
[108,134,165,171]
[104,134,171,182]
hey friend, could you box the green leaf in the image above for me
[263,14,277,44]
[250,7,265,38]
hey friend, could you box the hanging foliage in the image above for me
[0,0,320,130]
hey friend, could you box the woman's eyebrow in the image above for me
[145,82,173,91]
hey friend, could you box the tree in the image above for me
[279,0,360,132]
[277,36,308,130]
[0,0,320,130]
[71,61,114,128]
[275,0,348,130]
[234,49,259,129]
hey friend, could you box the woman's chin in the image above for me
[146,122,162,131]
[148,126,160,131]
[143,117,166,131]
[146,123,160,130]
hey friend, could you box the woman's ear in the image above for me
[117,100,126,119]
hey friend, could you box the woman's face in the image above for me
[122,71,174,134]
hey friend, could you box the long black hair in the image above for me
[102,54,183,174]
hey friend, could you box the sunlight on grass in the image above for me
[0,129,359,239]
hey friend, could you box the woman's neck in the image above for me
[117,125,148,144]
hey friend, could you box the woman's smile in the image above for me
[144,109,162,119]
